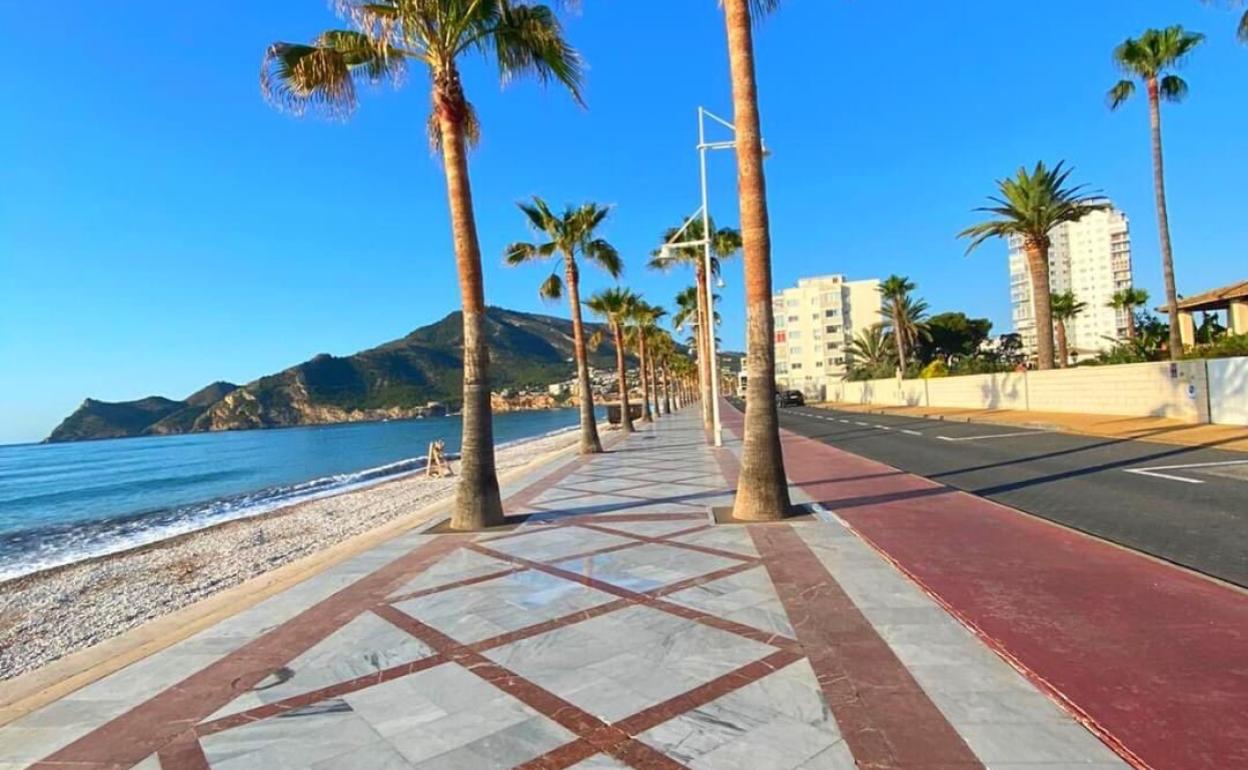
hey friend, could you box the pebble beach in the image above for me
[0,428,582,681]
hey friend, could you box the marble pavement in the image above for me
[0,407,1130,769]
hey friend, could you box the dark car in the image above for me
[777,390,805,407]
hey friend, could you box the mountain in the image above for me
[46,308,627,442]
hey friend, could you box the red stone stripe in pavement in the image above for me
[722,401,1248,770]
[30,534,469,769]
[713,440,984,769]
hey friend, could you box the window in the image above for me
[791,363,803,370]
[789,331,802,340]
[775,331,786,343]
[825,341,839,350]
[825,325,841,334]
[787,315,799,323]
[789,347,802,356]
[787,299,799,308]
[825,309,839,318]
[815,361,823,368]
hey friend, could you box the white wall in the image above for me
[824,358,1244,426]
[1208,357,1248,426]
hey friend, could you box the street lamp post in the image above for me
[657,107,754,448]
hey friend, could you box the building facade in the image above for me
[1009,205,1134,360]
[773,274,882,397]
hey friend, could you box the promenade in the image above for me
[0,404,1221,769]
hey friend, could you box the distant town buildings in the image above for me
[773,274,883,396]
[1009,204,1133,359]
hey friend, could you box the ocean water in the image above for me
[0,409,598,582]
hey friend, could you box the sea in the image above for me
[0,408,597,582]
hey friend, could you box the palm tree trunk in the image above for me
[564,259,602,454]
[1056,320,1069,368]
[638,332,653,422]
[1125,306,1137,340]
[1025,241,1056,370]
[652,358,662,417]
[724,0,791,521]
[892,305,907,374]
[661,365,673,414]
[613,323,633,433]
[694,263,713,432]
[1147,79,1183,360]
[435,70,502,530]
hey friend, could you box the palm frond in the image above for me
[539,273,563,301]
[504,241,542,265]
[1158,74,1189,102]
[1240,9,1248,43]
[484,3,585,106]
[1107,79,1136,110]
[584,239,622,277]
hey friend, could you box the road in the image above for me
[769,403,1248,587]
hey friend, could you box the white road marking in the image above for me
[936,430,1047,442]
[839,420,851,424]
[900,429,922,436]
[854,421,869,426]
[875,425,892,431]
[1123,459,1248,485]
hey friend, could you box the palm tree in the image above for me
[1108,287,1150,340]
[848,324,895,374]
[1050,291,1088,368]
[719,0,790,520]
[959,162,1108,370]
[586,288,638,434]
[1109,26,1204,361]
[651,332,677,415]
[505,198,621,455]
[625,300,666,423]
[650,220,741,432]
[879,275,917,372]
[261,1,582,531]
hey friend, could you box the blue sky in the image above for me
[2,2,1246,444]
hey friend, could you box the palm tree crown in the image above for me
[1108,26,1204,110]
[848,324,895,371]
[1051,291,1088,321]
[262,0,583,124]
[505,199,622,299]
[648,218,742,277]
[958,162,1108,253]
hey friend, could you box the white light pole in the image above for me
[656,107,757,447]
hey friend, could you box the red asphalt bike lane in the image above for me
[720,402,1248,770]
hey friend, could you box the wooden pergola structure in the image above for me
[1165,280,1248,346]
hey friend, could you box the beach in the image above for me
[0,427,583,681]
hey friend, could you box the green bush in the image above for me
[1183,333,1248,360]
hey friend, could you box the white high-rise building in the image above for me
[773,275,882,397]
[1009,204,1133,359]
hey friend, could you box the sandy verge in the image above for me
[0,428,582,681]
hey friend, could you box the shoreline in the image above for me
[0,427,584,682]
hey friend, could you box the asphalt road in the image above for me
[770,404,1248,587]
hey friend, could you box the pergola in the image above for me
[1163,280,1248,346]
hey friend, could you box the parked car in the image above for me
[777,390,805,407]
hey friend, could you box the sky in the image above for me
[2,2,1246,444]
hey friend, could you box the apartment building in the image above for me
[773,274,883,397]
[1009,204,1134,359]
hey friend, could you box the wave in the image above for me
[0,425,578,583]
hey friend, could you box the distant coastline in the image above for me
[44,306,627,443]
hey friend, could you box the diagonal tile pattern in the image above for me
[6,407,1132,770]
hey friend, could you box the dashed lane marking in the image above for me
[900,429,922,436]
